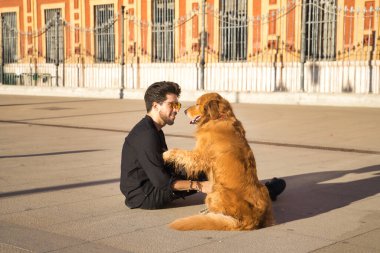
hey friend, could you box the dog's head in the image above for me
[185,93,235,125]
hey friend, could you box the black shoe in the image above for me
[265,177,286,201]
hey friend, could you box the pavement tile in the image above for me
[0,195,125,230]
[312,241,380,253]
[0,243,32,253]
[179,226,333,253]
[49,241,132,253]
[0,221,85,253]
[346,195,380,212]
[99,225,241,253]
[277,208,380,241]
[345,228,380,251]
[45,209,176,241]
[0,187,110,215]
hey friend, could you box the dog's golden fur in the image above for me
[163,93,274,230]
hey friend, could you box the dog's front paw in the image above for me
[163,149,178,163]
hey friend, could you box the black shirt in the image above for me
[120,115,174,208]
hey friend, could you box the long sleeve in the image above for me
[135,130,173,190]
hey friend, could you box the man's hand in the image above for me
[197,181,212,194]
[171,180,212,194]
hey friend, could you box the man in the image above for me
[120,81,285,209]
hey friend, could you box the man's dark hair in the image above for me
[144,81,181,112]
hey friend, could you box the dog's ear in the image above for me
[204,100,221,120]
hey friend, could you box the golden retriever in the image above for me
[163,93,274,230]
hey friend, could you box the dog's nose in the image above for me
[184,109,188,115]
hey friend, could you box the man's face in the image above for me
[158,93,181,126]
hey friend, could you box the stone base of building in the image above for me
[1,84,379,108]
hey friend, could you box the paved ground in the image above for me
[0,94,379,253]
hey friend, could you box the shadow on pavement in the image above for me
[0,149,104,159]
[273,164,380,224]
[167,193,207,208]
[148,165,380,219]
[0,178,119,198]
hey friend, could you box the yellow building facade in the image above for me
[1,0,379,65]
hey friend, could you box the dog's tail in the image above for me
[169,213,240,231]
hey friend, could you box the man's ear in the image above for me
[152,102,160,111]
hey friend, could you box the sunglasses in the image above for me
[161,101,182,110]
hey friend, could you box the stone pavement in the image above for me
[0,94,379,253]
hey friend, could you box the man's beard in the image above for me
[159,111,176,125]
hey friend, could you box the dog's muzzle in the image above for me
[190,115,201,124]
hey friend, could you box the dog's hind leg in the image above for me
[206,187,270,230]
[261,205,275,227]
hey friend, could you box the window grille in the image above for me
[45,9,64,63]
[363,1,375,47]
[219,0,247,62]
[94,4,115,63]
[1,12,18,63]
[305,0,337,60]
[152,0,175,62]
